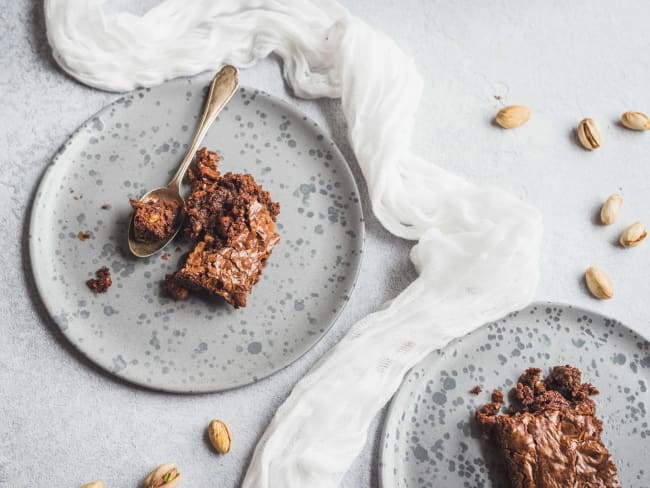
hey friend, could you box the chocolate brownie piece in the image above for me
[130,197,181,242]
[163,148,280,308]
[183,150,279,242]
[475,365,620,488]
[86,267,112,293]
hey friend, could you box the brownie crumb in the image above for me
[470,385,482,395]
[491,389,503,403]
[101,203,110,210]
[161,253,170,261]
[77,231,91,241]
[162,274,188,300]
[86,267,112,293]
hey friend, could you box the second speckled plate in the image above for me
[29,77,364,393]
[380,303,650,487]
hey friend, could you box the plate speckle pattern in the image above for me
[29,79,364,393]
[380,303,650,487]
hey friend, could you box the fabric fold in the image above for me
[44,0,543,486]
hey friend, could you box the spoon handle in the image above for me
[167,65,239,191]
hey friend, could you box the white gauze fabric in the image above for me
[45,1,543,486]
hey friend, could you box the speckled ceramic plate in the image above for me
[29,77,364,393]
[380,303,650,487]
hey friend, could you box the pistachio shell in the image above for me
[577,118,602,150]
[144,462,180,488]
[600,194,623,225]
[619,221,647,248]
[495,105,531,129]
[621,111,650,131]
[81,482,104,488]
[585,267,613,300]
[208,419,231,454]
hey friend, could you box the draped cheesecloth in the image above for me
[44,1,543,486]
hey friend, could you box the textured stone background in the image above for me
[2,1,649,486]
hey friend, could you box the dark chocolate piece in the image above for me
[475,365,620,488]
[86,267,112,293]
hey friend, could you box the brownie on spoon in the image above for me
[129,197,182,242]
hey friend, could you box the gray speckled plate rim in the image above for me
[28,80,366,394]
[377,300,650,488]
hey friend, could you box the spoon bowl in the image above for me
[127,65,239,258]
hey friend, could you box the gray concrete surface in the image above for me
[2,0,650,486]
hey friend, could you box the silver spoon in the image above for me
[128,65,239,257]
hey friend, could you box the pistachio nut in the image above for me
[621,111,650,131]
[495,105,531,129]
[144,462,180,488]
[600,194,623,225]
[208,419,231,454]
[577,118,602,150]
[619,221,647,248]
[585,267,613,300]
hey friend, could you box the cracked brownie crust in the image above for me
[163,148,280,308]
[475,365,620,488]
